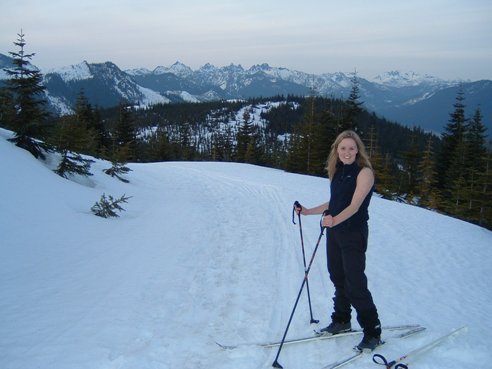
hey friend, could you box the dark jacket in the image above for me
[329,161,373,229]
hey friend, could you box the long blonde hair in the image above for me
[325,130,373,179]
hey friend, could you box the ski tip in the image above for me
[215,341,235,350]
[453,326,468,335]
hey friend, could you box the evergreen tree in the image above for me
[103,148,132,183]
[418,135,440,208]
[478,141,492,228]
[303,95,317,173]
[310,109,338,176]
[286,125,309,174]
[341,71,363,131]
[0,87,16,130]
[177,123,196,160]
[4,30,49,159]
[463,108,488,222]
[284,96,334,175]
[52,115,95,178]
[244,126,262,164]
[263,131,288,169]
[375,152,395,199]
[210,126,234,162]
[114,102,137,160]
[400,130,421,201]
[236,109,255,163]
[436,88,467,213]
[148,128,173,161]
[104,126,133,184]
[464,108,487,178]
[54,150,94,179]
[74,90,109,155]
[365,122,378,159]
[436,87,467,195]
[366,124,393,198]
[91,193,131,218]
[74,90,93,127]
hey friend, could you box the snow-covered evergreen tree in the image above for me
[4,30,49,159]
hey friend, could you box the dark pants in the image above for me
[326,224,381,336]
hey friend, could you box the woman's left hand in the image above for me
[322,214,335,228]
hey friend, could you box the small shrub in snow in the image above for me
[54,150,94,178]
[103,162,131,183]
[91,193,131,218]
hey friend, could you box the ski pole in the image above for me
[292,201,319,324]
[372,326,467,369]
[272,213,327,369]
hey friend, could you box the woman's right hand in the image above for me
[294,201,303,215]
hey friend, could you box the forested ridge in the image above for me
[2,32,491,228]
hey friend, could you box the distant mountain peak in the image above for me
[125,67,153,76]
[251,63,272,71]
[198,63,218,73]
[224,63,244,72]
[166,61,192,75]
[46,61,92,82]
[372,70,445,87]
[152,61,193,77]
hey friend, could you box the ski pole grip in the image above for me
[319,209,330,229]
[292,201,302,224]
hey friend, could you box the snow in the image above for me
[46,61,93,83]
[1,127,491,369]
[44,93,74,116]
[165,90,200,103]
[137,85,171,105]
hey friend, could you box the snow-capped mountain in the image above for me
[42,61,170,115]
[1,53,491,132]
[372,70,452,88]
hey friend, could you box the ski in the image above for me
[215,324,423,350]
[372,326,466,369]
[320,326,426,369]
[321,351,363,369]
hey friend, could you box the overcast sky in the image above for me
[1,0,491,81]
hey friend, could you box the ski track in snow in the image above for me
[1,129,491,369]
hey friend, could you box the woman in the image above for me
[296,130,382,351]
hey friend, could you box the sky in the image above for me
[1,0,491,81]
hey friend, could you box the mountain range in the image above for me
[1,53,491,133]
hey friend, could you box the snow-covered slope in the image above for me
[46,61,94,83]
[1,128,491,369]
